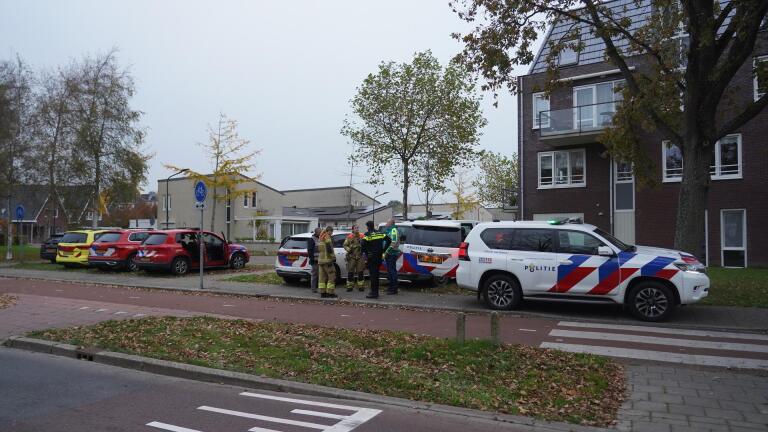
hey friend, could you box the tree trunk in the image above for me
[402,162,409,220]
[674,137,712,259]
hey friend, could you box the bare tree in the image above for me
[69,50,148,228]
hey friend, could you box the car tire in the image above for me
[171,257,190,276]
[230,253,246,270]
[627,281,675,322]
[126,254,139,272]
[482,273,522,311]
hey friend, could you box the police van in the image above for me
[396,220,478,283]
[456,219,709,321]
[274,230,353,284]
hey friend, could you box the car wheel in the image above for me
[171,257,190,276]
[482,274,522,311]
[628,281,675,322]
[126,254,139,272]
[230,253,246,270]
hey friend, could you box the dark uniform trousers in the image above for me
[367,258,381,298]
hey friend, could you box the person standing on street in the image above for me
[317,226,337,298]
[343,225,365,292]
[361,220,390,299]
[307,227,322,293]
[383,218,400,294]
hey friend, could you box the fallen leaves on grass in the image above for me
[31,316,625,425]
[0,294,18,309]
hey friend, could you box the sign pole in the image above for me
[199,207,204,290]
[193,180,208,291]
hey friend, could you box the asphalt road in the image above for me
[0,348,537,432]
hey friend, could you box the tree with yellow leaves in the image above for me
[450,171,479,220]
[166,112,259,237]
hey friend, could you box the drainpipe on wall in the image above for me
[517,76,524,220]
[609,156,614,234]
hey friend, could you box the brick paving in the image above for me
[0,293,199,340]
[616,365,768,431]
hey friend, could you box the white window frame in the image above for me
[662,141,684,183]
[532,92,550,129]
[538,149,586,189]
[710,134,742,180]
[162,194,172,211]
[720,209,747,268]
[573,80,624,130]
[663,135,742,183]
[243,194,249,208]
[251,192,257,208]
[558,37,580,66]
[754,55,768,102]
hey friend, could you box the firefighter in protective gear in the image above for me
[343,225,365,292]
[318,226,337,298]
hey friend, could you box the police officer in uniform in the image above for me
[383,218,400,294]
[361,220,390,299]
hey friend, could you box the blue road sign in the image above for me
[194,180,207,203]
[15,205,24,220]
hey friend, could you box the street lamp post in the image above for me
[372,191,389,227]
[165,169,189,229]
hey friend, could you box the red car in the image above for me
[135,229,250,275]
[88,230,152,271]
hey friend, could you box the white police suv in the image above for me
[456,219,709,321]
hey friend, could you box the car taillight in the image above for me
[458,242,470,261]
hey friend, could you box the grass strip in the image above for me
[30,316,625,426]
[702,267,768,308]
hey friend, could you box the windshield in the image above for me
[594,228,633,251]
[143,233,168,245]
[94,232,122,243]
[60,233,87,244]
[282,238,309,250]
[409,225,462,248]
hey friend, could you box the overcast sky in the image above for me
[1,0,537,203]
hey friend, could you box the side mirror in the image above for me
[597,246,614,257]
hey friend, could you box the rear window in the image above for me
[94,232,122,243]
[409,225,462,248]
[60,233,87,244]
[282,237,309,250]
[143,233,168,245]
[480,228,553,252]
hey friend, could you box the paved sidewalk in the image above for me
[1,266,767,332]
[618,365,768,432]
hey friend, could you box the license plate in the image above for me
[137,257,150,262]
[287,255,298,260]
[417,254,444,264]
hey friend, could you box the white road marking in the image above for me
[133,313,146,317]
[549,329,768,353]
[240,392,382,432]
[129,296,141,299]
[518,328,537,332]
[222,304,235,307]
[247,428,282,432]
[541,342,768,370]
[292,409,346,420]
[79,306,90,310]
[146,421,203,432]
[340,314,351,317]
[197,406,327,429]
[114,311,127,315]
[95,308,108,312]
[558,321,768,341]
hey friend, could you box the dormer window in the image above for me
[558,38,580,66]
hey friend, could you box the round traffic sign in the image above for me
[194,180,207,203]
[15,205,24,220]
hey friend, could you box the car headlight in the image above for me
[674,262,706,273]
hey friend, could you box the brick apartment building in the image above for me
[518,0,768,267]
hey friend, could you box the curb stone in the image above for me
[2,273,766,334]
[3,336,610,432]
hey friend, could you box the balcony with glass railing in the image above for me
[537,102,618,145]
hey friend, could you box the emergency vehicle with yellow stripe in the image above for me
[456,218,709,321]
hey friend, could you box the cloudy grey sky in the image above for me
[1,0,536,203]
